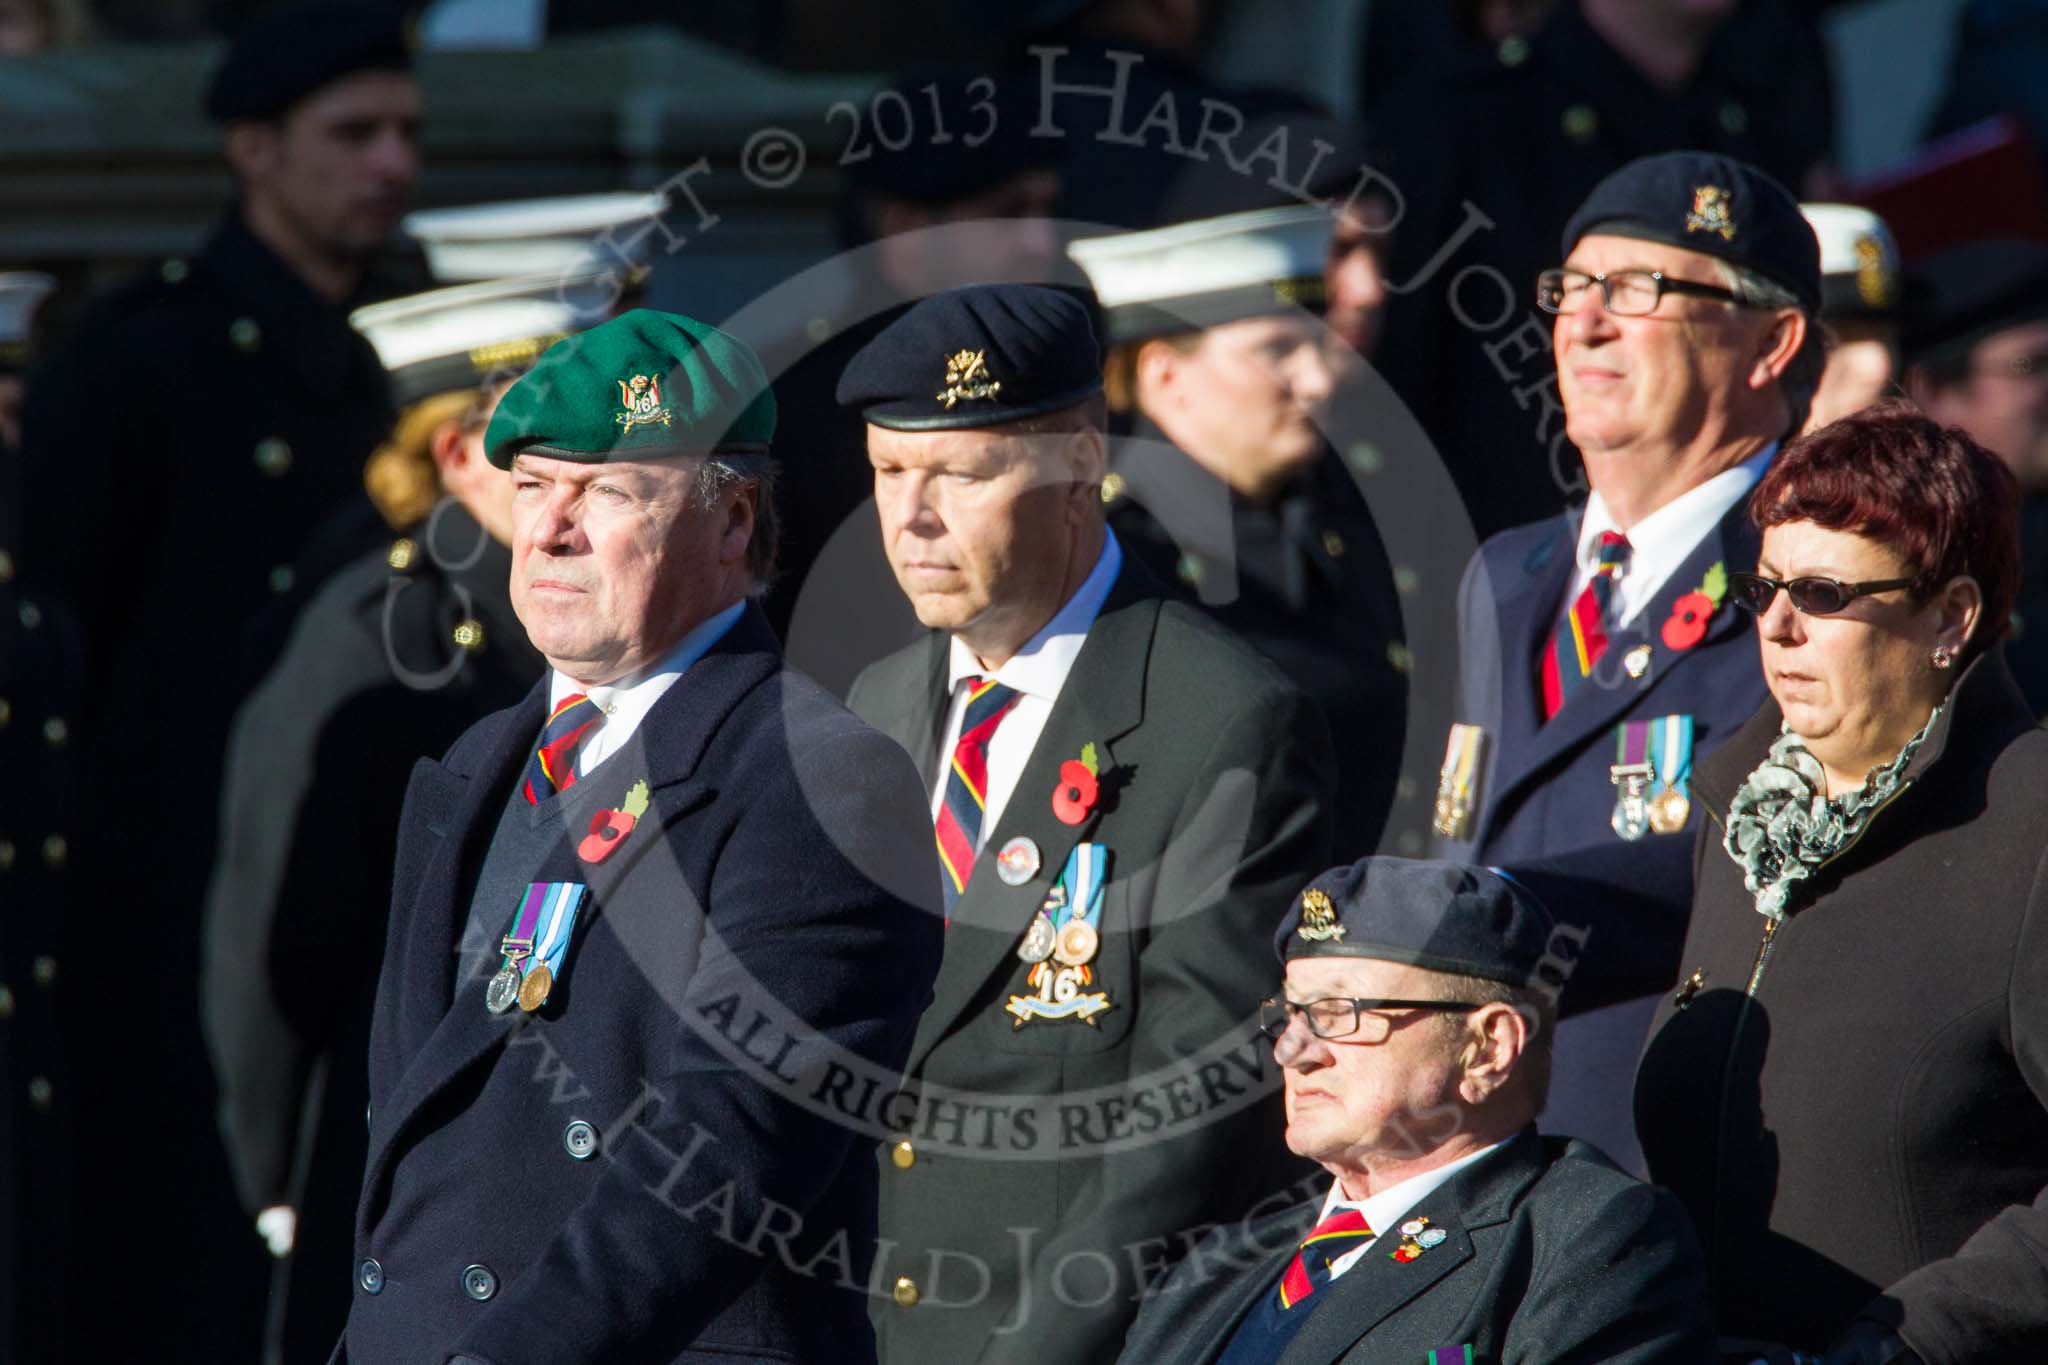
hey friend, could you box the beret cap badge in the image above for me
[937,349,1002,409]
[615,373,673,433]
[1685,185,1737,242]
[1296,888,1346,943]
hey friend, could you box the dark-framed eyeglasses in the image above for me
[1536,267,1749,317]
[1257,995,1481,1043]
[1727,570,1919,616]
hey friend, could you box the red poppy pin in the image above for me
[1661,562,1728,652]
[579,781,651,863]
[1052,742,1102,826]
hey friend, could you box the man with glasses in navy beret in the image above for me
[1118,857,1712,1364]
[1428,152,1819,1176]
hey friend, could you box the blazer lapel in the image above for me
[1281,1133,1547,1364]
[905,571,1157,1071]
[1489,500,1759,825]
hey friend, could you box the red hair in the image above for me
[1750,400,2020,659]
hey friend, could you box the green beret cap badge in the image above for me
[486,308,774,469]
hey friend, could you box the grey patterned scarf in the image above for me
[1722,705,1941,921]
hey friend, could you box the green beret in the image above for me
[485,308,776,469]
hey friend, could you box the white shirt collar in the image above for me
[946,531,1123,701]
[546,599,748,775]
[1574,443,1775,623]
[1316,1138,1510,1245]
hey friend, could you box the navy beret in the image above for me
[837,283,1102,431]
[1903,238,2048,366]
[206,0,412,122]
[1563,151,1821,315]
[1275,857,1556,988]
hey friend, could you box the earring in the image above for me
[1932,645,1955,670]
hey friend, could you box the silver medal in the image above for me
[485,965,521,1014]
[1017,914,1057,964]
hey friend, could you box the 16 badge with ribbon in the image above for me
[1008,842,1114,1028]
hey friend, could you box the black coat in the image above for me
[203,502,542,1363]
[1115,1131,1715,1365]
[342,606,944,1363]
[846,561,1335,1365]
[1637,650,2048,1360]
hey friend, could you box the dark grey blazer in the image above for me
[1117,1132,1716,1365]
[847,560,1338,1365]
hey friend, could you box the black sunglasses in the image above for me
[1727,571,1918,616]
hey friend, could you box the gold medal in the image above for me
[1647,788,1690,835]
[517,961,554,1013]
[1054,920,1099,967]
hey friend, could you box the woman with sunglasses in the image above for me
[1634,401,2048,1364]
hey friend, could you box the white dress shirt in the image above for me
[930,532,1124,838]
[546,599,748,778]
[1568,444,1776,626]
[1314,1139,1509,1282]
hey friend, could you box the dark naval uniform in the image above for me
[0,437,79,1365]
[19,206,401,1362]
[1117,1132,1713,1365]
[1107,424,1406,861]
[1434,497,1769,1172]
[204,503,542,1365]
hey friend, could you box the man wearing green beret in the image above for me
[344,310,944,1365]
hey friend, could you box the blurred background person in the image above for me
[0,0,91,52]
[1638,402,2048,1364]
[201,273,599,1365]
[1904,238,2048,717]
[0,271,51,456]
[1368,0,1837,544]
[1799,202,1906,433]
[1073,202,1407,859]
[15,4,423,1357]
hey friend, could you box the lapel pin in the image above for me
[1623,643,1653,679]
[1052,742,1103,826]
[996,836,1042,886]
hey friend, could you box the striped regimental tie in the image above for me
[522,693,605,805]
[1539,530,1631,719]
[932,676,1022,918]
[1277,1208,1377,1309]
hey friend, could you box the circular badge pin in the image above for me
[1624,643,1653,679]
[996,836,1042,886]
[1054,920,1100,967]
[1417,1228,1447,1248]
[1017,915,1057,964]
[1399,1218,1427,1237]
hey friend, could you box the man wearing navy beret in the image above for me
[1431,151,1818,1174]
[1118,858,1714,1364]
[342,310,943,1364]
[840,283,1336,1363]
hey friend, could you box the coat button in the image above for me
[892,1276,919,1308]
[41,716,64,747]
[0,841,15,870]
[386,537,417,571]
[1562,104,1598,142]
[0,548,11,583]
[0,697,10,728]
[42,837,65,870]
[268,565,295,595]
[462,1264,498,1301]
[229,317,262,351]
[253,438,293,477]
[27,1077,51,1110]
[452,619,486,653]
[563,1120,598,1160]
[18,600,40,630]
[358,1258,383,1295]
[891,1140,915,1170]
[31,956,54,987]
[0,986,13,1018]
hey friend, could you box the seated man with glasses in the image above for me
[1117,857,1714,1365]
[1430,151,1823,1177]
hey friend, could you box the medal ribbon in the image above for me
[1062,843,1108,931]
[531,882,588,977]
[1614,719,1651,768]
[499,882,549,975]
[1651,714,1694,799]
